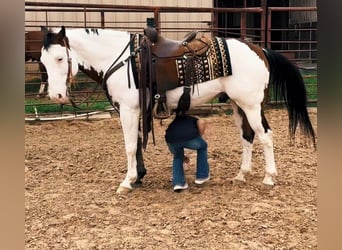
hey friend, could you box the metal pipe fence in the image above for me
[25,2,317,119]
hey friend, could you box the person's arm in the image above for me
[197,119,207,136]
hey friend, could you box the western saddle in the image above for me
[144,27,209,58]
[140,26,211,120]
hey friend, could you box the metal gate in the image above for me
[25,2,317,119]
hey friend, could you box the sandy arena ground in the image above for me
[25,108,317,249]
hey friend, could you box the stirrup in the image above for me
[152,101,171,119]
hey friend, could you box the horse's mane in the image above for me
[43,27,129,50]
[85,28,99,35]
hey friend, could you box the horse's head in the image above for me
[40,26,79,104]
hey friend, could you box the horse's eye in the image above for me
[57,57,63,62]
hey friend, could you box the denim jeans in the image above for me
[167,136,209,186]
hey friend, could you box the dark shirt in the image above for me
[165,115,200,143]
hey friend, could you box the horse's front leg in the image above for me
[134,134,147,186]
[37,63,47,97]
[116,105,140,194]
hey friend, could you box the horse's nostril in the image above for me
[57,94,62,99]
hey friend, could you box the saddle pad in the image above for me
[176,37,232,86]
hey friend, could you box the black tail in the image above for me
[263,48,316,148]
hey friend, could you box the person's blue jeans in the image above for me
[167,136,209,187]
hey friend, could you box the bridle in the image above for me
[62,38,74,87]
[61,34,138,110]
[62,37,100,109]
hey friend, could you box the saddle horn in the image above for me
[144,27,158,44]
[182,30,198,44]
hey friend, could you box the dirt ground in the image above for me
[25,108,317,250]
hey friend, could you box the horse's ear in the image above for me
[55,26,66,42]
[60,26,66,37]
[41,26,48,34]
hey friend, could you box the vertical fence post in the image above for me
[267,8,272,49]
[100,10,105,28]
[83,8,87,28]
[153,8,160,31]
[261,0,267,48]
[212,9,218,37]
[240,0,246,40]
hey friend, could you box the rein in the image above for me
[99,33,140,111]
[61,37,122,110]
[60,34,139,110]
[62,38,79,109]
[63,38,74,87]
[101,33,155,149]
[102,33,138,90]
[61,32,155,149]
[62,38,106,110]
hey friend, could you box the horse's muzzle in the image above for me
[49,94,70,104]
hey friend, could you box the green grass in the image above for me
[25,99,111,114]
[268,71,317,103]
[25,74,108,114]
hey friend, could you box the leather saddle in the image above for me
[141,27,211,119]
[145,27,209,58]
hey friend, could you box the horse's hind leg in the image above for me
[259,108,277,185]
[231,102,255,183]
[243,105,277,185]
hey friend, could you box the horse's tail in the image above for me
[263,48,316,148]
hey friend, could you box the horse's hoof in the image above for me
[262,176,275,186]
[116,186,132,194]
[132,179,142,188]
[233,172,246,184]
[232,178,246,186]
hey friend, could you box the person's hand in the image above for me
[197,119,208,136]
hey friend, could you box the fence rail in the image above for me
[25,2,317,119]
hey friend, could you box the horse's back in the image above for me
[223,39,270,102]
[226,39,269,75]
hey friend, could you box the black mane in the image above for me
[85,28,99,35]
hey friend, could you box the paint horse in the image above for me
[40,26,315,194]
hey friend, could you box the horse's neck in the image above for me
[67,29,131,72]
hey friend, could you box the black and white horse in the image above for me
[40,26,315,194]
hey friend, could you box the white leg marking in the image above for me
[234,138,254,183]
[241,138,253,174]
[259,129,277,185]
[116,105,140,193]
[243,106,277,186]
[231,102,253,183]
[38,83,46,94]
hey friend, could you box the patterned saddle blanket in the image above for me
[132,33,232,98]
[175,36,232,86]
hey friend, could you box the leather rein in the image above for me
[61,34,140,111]
[62,38,79,109]
[62,38,102,110]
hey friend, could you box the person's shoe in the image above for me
[173,183,189,192]
[195,176,210,185]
